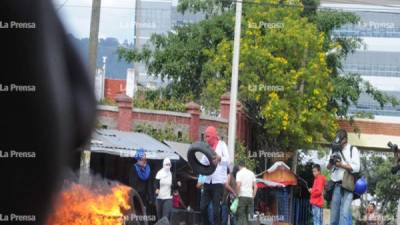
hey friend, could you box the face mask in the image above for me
[164,164,171,171]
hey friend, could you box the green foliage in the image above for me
[118,13,235,101]
[362,155,400,219]
[205,0,338,150]
[301,0,320,19]
[177,0,233,17]
[118,0,399,153]
[134,122,189,143]
[235,140,256,171]
[98,98,117,106]
[133,88,188,112]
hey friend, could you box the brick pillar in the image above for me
[219,93,245,143]
[186,101,200,142]
[220,92,230,119]
[115,93,133,131]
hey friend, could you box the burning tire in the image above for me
[125,188,148,225]
[187,142,216,175]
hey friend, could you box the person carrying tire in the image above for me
[200,126,230,225]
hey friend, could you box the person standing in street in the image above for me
[155,158,174,221]
[236,160,257,225]
[327,129,361,225]
[129,149,153,216]
[309,164,326,225]
[363,203,383,225]
[222,165,239,225]
[200,126,230,225]
[197,174,214,225]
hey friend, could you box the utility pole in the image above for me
[133,0,141,96]
[88,0,102,80]
[227,0,243,163]
[82,0,101,186]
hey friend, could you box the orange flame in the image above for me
[47,182,131,225]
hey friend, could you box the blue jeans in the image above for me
[330,183,353,225]
[312,205,323,225]
[201,184,224,225]
[348,208,352,225]
[209,203,214,225]
[221,203,228,225]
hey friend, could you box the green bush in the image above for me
[134,122,189,143]
[234,140,256,171]
[97,98,117,106]
[133,89,189,112]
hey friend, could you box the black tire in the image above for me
[187,142,217,175]
[126,188,148,225]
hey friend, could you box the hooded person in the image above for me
[129,148,153,215]
[134,148,151,181]
[200,126,230,225]
[155,158,176,220]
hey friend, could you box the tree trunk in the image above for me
[289,149,298,225]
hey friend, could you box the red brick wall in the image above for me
[104,79,126,100]
[97,110,118,119]
[97,93,400,149]
[338,120,400,136]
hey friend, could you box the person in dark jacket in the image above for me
[129,149,154,215]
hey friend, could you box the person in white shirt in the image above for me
[236,160,257,225]
[155,158,174,220]
[327,129,360,225]
[200,126,230,225]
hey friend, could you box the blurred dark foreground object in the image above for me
[0,0,96,224]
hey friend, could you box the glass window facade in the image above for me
[331,9,400,116]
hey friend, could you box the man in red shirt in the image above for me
[309,164,326,225]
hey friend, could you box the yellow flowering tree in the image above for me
[203,0,338,151]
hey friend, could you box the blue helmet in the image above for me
[354,176,367,195]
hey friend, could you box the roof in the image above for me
[256,178,286,188]
[261,161,298,186]
[267,161,291,173]
[90,129,179,160]
[163,140,191,161]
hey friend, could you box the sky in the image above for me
[54,0,400,96]
[53,0,180,43]
[53,0,137,43]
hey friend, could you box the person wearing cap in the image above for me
[200,126,230,225]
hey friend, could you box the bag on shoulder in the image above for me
[324,180,335,202]
[341,170,355,192]
[340,146,362,200]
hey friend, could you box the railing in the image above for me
[342,63,400,77]
[333,25,400,38]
